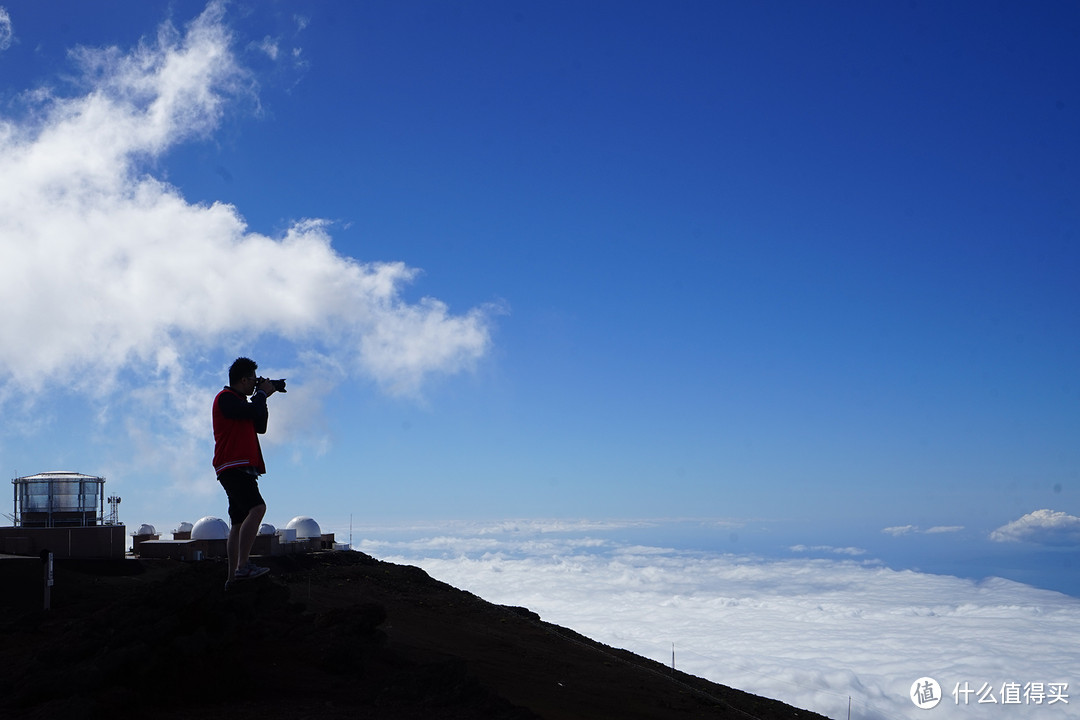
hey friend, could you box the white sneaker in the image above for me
[234,562,269,581]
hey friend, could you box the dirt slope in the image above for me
[0,552,828,720]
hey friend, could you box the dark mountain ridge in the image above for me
[0,551,827,719]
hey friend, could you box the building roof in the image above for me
[14,471,105,482]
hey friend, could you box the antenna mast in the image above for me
[107,495,122,525]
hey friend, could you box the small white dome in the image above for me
[135,524,156,536]
[286,515,322,539]
[257,523,276,536]
[175,522,193,533]
[191,516,229,540]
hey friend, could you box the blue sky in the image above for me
[0,1,1078,594]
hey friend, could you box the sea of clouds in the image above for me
[359,519,1079,720]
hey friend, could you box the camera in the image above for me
[257,377,287,393]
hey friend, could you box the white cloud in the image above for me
[990,509,1080,547]
[0,2,496,495]
[0,2,492,399]
[883,524,964,536]
[253,35,278,60]
[473,518,663,535]
[0,7,12,52]
[790,544,867,556]
[368,530,1080,720]
[0,10,491,379]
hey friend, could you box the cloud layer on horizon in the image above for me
[363,525,1079,720]
[882,524,965,537]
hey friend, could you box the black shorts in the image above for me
[217,468,266,526]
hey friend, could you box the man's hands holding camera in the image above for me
[256,377,287,396]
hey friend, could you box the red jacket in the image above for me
[212,387,268,474]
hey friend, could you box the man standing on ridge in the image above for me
[213,356,279,588]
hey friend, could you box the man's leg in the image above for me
[227,523,242,580]
[235,502,266,570]
[221,470,267,583]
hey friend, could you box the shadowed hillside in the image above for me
[0,552,828,719]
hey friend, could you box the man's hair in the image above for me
[229,357,258,385]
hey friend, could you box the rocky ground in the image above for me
[0,552,828,719]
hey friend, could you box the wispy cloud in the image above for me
[883,524,964,537]
[354,517,747,540]
[473,518,664,535]
[252,35,278,60]
[991,509,1080,547]
[0,7,12,52]
[789,544,867,556]
[369,530,1080,720]
[0,2,495,488]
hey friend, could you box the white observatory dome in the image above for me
[135,524,156,536]
[176,521,193,533]
[286,516,322,539]
[257,523,276,536]
[191,516,229,540]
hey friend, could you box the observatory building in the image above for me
[1,471,126,559]
[14,471,104,527]
[135,514,340,560]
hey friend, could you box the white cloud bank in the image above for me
[0,1,493,400]
[991,509,1080,547]
[364,525,1080,720]
[0,2,496,494]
